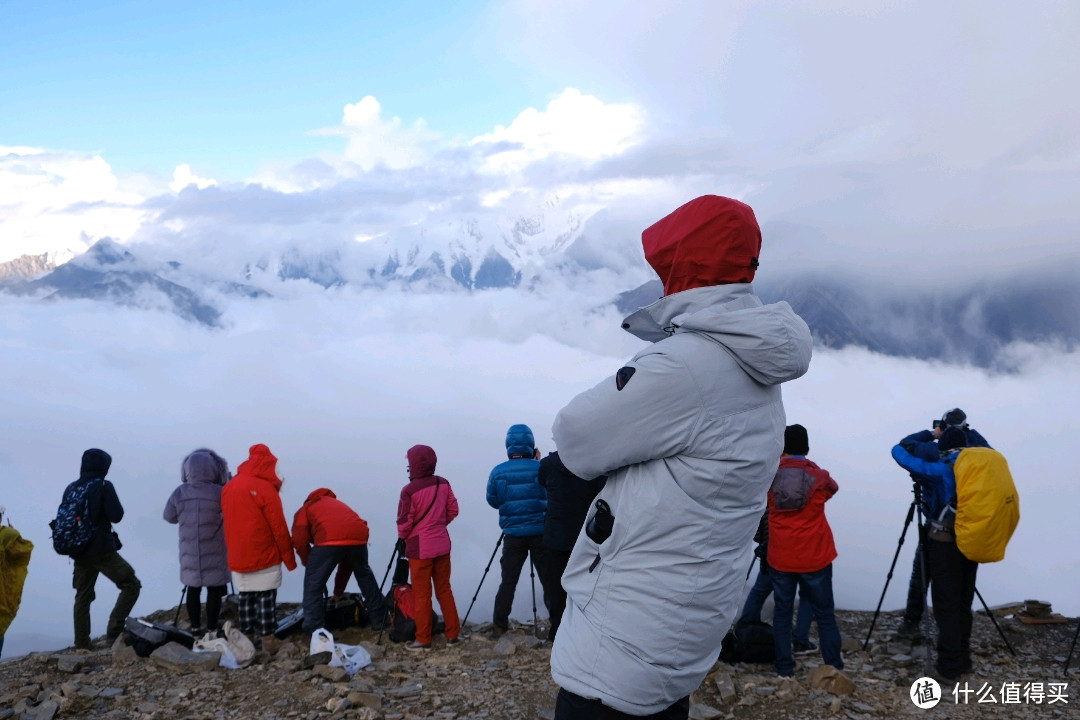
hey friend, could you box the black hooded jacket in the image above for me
[63,449,125,558]
[538,451,606,552]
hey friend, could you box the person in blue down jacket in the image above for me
[486,423,552,637]
[163,448,231,634]
[891,427,975,683]
[549,195,813,719]
[894,408,990,641]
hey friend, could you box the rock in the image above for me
[300,651,333,670]
[808,665,856,696]
[841,636,863,654]
[347,691,382,710]
[314,664,349,683]
[99,687,125,698]
[326,696,351,712]
[359,641,384,660]
[713,673,737,702]
[53,655,85,673]
[149,642,221,673]
[519,635,544,649]
[689,703,724,719]
[112,639,139,666]
[493,636,517,656]
[890,653,912,663]
[29,699,60,720]
[354,708,380,720]
[386,682,423,697]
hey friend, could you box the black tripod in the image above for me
[461,533,505,630]
[865,479,931,672]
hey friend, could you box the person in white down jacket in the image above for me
[549,194,813,719]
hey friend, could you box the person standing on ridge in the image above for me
[64,449,142,650]
[221,443,296,654]
[163,448,231,634]
[766,424,843,678]
[549,195,813,718]
[486,423,551,638]
[397,444,462,650]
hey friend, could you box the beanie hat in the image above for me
[642,195,761,296]
[80,448,112,478]
[942,408,967,427]
[783,424,809,456]
[938,427,968,456]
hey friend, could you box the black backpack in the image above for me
[719,620,775,664]
[50,478,102,556]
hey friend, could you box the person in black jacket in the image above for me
[538,452,605,642]
[65,449,141,649]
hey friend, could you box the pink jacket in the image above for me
[397,445,459,559]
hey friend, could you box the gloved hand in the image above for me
[395,538,407,556]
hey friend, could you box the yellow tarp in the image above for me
[0,525,33,637]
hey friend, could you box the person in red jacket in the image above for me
[292,488,389,633]
[767,424,843,678]
[396,445,461,650]
[221,444,296,652]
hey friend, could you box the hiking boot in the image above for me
[793,640,818,655]
[894,619,922,640]
[446,637,460,645]
[488,626,507,640]
[404,640,431,651]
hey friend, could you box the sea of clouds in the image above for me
[2,284,1076,660]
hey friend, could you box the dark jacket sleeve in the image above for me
[102,480,124,524]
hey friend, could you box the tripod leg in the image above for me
[864,501,916,650]
[529,554,539,638]
[174,586,187,627]
[1065,615,1080,675]
[974,586,1015,656]
[461,533,505,629]
[378,544,399,594]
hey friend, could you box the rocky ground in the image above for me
[1,602,1076,720]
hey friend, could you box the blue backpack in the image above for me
[50,478,102,555]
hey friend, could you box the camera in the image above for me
[932,419,942,430]
[586,499,614,543]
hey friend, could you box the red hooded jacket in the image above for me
[766,455,838,573]
[291,488,370,566]
[221,444,297,573]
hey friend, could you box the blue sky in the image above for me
[1,0,549,177]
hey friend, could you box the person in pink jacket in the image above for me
[396,445,461,649]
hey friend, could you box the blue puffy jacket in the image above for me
[898,428,991,519]
[486,424,547,537]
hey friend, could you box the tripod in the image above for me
[461,533,505,629]
[1065,615,1080,675]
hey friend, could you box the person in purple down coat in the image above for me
[163,449,231,633]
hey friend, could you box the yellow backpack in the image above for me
[952,447,1020,563]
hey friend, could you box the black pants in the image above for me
[927,538,978,678]
[543,548,571,641]
[73,551,141,648]
[493,534,551,629]
[303,545,388,633]
[554,689,689,720]
[903,531,932,624]
[186,585,227,630]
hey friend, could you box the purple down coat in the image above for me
[163,449,231,587]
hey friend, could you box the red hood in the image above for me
[407,445,437,480]
[642,195,761,296]
[304,487,336,505]
[237,443,281,490]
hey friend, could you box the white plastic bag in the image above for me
[193,634,241,669]
[328,643,371,675]
[222,621,255,667]
[310,628,335,656]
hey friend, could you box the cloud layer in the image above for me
[1,285,1077,659]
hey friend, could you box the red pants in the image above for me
[409,554,461,644]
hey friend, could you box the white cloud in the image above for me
[313,95,442,172]
[169,163,217,192]
[0,147,149,262]
[472,88,644,173]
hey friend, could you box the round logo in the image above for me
[910,677,942,709]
